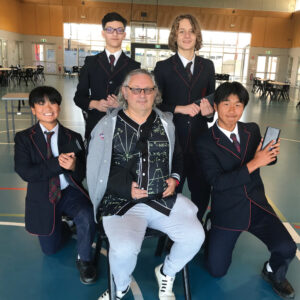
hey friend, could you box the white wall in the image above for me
[247,47,289,84]
[288,47,300,86]
[0,29,63,73]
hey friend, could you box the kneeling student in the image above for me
[196,81,296,299]
[14,86,96,284]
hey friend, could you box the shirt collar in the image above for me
[39,122,59,136]
[177,52,195,68]
[216,121,240,142]
[105,49,122,65]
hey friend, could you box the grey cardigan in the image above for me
[87,107,177,222]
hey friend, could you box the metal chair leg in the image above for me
[182,264,191,300]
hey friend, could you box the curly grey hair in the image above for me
[117,69,162,109]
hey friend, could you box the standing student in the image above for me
[154,14,215,220]
[15,86,96,284]
[74,12,140,139]
[197,82,296,299]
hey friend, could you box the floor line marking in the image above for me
[283,222,300,243]
[0,187,26,190]
[280,138,300,143]
[0,214,24,217]
[297,249,300,261]
[266,196,287,222]
[0,221,25,227]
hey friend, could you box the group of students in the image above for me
[14,11,296,300]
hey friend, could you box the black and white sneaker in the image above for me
[155,264,175,300]
[98,286,130,300]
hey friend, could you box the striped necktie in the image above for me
[185,61,193,81]
[230,133,241,153]
[45,131,61,203]
[109,55,115,73]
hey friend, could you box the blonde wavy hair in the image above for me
[168,14,203,52]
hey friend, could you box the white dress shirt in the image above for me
[105,48,122,66]
[216,121,240,143]
[178,52,195,74]
[39,122,69,190]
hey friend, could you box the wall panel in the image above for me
[264,17,292,48]
[35,5,50,36]
[0,0,296,48]
[0,0,21,32]
[20,3,37,35]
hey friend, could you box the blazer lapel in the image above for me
[58,123,72,153]
[111,52,129,78]
[191,56,204,91]
[238,122,251,165]
[30,123,47,160]
[212,123,241,160]
[96,51,110,76]
[172,53,191,88]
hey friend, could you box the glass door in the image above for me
[0,39,8,67]
[33,43,56,73]
[131,43,172,71]
[256,55,278,80]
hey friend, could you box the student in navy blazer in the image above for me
[154,14,215,220]
[196,82,296,299]
[74,12,140,139]
[14,86,96,284]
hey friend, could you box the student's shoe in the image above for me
[155,264,175,300]
[262,261,295,299]
[98,286,130,300]
[76,259,97,284]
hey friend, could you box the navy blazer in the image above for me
[14,123,89,236]
[74,51,140,138]
[154,53,215,152]
[196,122,276,231]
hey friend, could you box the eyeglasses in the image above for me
[104,27,125,34]
[126,86,156,95]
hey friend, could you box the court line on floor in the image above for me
[267,195,300,262]
[280,138,300,143]
[0,187,26,190]
[0,213,24,217]
[0,221,24,227]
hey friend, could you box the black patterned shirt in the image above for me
[99,110,176,217]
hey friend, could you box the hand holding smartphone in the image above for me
[262,126,281,150]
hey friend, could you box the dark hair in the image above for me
[29,86,62,107]
[214,81,249,107]
[102,12,127,28]
[168,14,202,52]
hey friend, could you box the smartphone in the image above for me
[262,127,281,150]
[194,93,214,106]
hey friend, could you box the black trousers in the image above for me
[177,153,211,221]
[207,204,297,281]
[38,185,96,261]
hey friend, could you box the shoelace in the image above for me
[160,277,174,293]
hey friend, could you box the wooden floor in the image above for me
[0,75,299,300]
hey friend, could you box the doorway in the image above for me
[256,55,278,80]
[32,43,56,73]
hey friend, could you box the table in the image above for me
[23,66,37,69]
[1,93,35,142]
[0,67,12,71]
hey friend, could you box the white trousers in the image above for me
[103,193,205,291]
